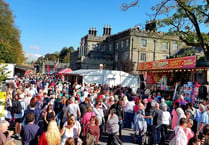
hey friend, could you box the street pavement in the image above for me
[99,128,136,145]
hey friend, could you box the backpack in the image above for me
[12,100,22,114]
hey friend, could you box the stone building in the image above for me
[70,24,187,73]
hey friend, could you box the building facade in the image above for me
[70,24,187,73]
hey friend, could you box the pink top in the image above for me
[134,105,139,113]
[171,109,178,129]
[184,127,194,144]
[82,112,96,135]
[147,98,153,102]
[81,112,96,125]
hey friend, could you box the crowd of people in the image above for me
[0,74,209,145]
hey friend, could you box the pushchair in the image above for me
[134,110,147,144]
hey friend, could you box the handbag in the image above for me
[169,128,179,145]
[86,132,95,145]
[85,125,95,145]
[168,130,175,140]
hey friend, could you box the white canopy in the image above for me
[65,69,140,92]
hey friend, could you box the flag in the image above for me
[53,64,56,73]
[47,65,50,75]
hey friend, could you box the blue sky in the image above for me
[5,0,208,60]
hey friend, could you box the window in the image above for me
[92,44,96,50]
[121,41,124,48]
[141,39,147,47]
[162,42,168,50]
[116,43,119,50]
[109,44,112,51]
[101,45,105,51]
[141,53,146,61]
[126,39,129,47]
[173,43,178,50]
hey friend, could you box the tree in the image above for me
[59,47,69,62]
[35,56,44,65]
[62,53,70,63]
[59,46,74,63]
[0,64,10,82]
[0,0,24,64]
[53,51,60,58]
[68,46,74,53]
[45,53,57,61]
[121,0,209,60]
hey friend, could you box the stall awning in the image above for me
[58,68,72,75]
[137,56,197,71]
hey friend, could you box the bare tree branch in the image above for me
[154,0,172,19]
[120,0,139,11]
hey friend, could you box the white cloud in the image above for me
[28,45,41,50]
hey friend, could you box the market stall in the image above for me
[65,69,140,92]
[136,56,209,102]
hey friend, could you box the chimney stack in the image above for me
[94,28,97,36]
[89,27,92,35]
[109,25,112,35]
[103,25,106,36]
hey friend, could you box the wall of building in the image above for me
[70,26,188,73]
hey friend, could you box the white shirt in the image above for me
[125,101,135,113]
[161,111,171,125]
[67,103,80,118]
[175,126,187,145]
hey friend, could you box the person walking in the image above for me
[146,103,162,145]
[170,118,188,145]
[39,120,61,145]
[161,105,171,143]
[44,104,56,131]
[106,108,122,145]
[21,113,42,145]
[13,93,25,140]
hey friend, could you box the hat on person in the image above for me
[98,95,103,100]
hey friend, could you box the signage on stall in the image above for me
[137,56,196,70]
[0,92,6,117]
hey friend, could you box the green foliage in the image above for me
[35,56,44,65]
[62,53,70,63]
[45,53,57,61]
[0,64,10,82]
[53,51,60,58]
[121,0,209,60]
[0,0,24,64]
[35,46,74,64]
[59,46,74,63]
[178,49,199,57]
[59,47,69,62]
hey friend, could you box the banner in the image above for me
[0,92,6,117]
[53,64,56,73]
[137,56,196,71]
[47,65,50,75]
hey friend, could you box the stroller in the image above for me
[134,109,147,144]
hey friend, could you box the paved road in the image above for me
[99,128,136,145]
